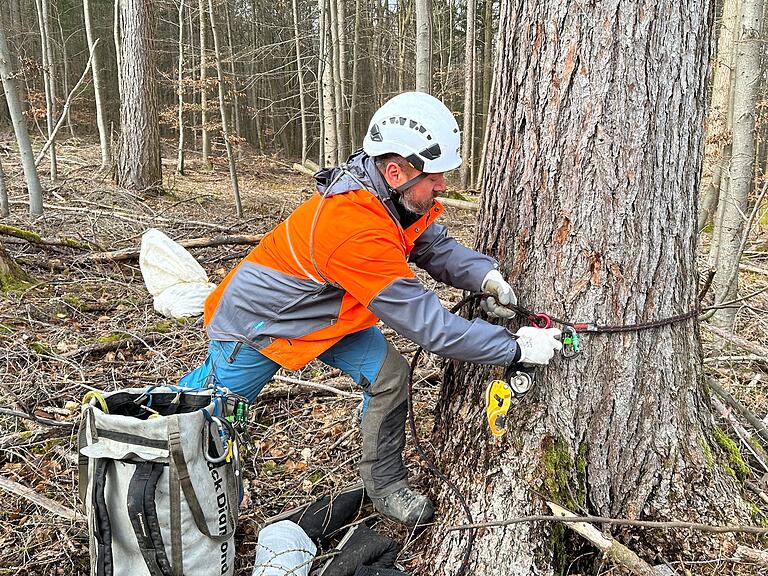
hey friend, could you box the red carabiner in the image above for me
[530,313,552,329]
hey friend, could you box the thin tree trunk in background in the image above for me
[177,0,186,175]
[0,21,44,215]
[9,1,20,33]
[475,0,501,192]
[116,0,161,192]
[699,0,739,232]
[317,0,327,164]
[338,0,349,159]
[479,0,492,144]
[249,0,265,154]
[708,0,764,328]
[415,0,432,92]
[349,0,361,146]
[35,0,58,181]
[84,0,112,170]
[55,9,75,138]
[199,0,211,168]
[0,156,8,217]
[329,0,346,162]
[113,0,122,98]
[187,2,197,150]
[321,0,337,166]
[459,0,475,189]
[207,0,242,217]
[224,2,240,138]
[292,0,308,163]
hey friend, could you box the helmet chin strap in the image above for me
[394,171,429,193]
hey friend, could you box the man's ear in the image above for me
[383,161,405,186]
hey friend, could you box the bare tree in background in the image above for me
[177,0,186,175]
[199,0,211,169]
[320,0,337,166]
[415,0,433,93]
[207,0,242,217]
[83,0,112,171]
[708,0,765,328]
[292,0,308,163]
[116,0,161,192]
[0,20,43,215]
[459,0,475,189]
[35,0,58,181]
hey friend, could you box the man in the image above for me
[182,92,562,526]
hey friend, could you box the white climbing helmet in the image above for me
[363,92,462,173]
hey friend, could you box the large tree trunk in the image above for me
[116,0,161,192]
[426,1,746,574]
[0,20,44,215]
[707,0,765,328]
[83,0,112,170]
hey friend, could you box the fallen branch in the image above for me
[447,511,768,535]
[704,323,768,359]
[734,545,768,567]
[706,376,768,447]
[546,502,657,576]
[61,332,165,358]
[439,197,479,210]
[292,163,315,177]
[0,407,76,428]
[84,233,264,262]
[0,224,91,250]
[0,475,84,523]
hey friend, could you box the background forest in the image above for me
[1,0,768,574]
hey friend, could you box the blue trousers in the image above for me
[180,327,411,497]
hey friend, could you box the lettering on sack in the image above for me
[208,461,230,575]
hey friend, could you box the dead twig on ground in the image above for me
[0,475,84,523]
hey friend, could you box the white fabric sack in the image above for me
[139,228,215,318]
[252,520,316,576]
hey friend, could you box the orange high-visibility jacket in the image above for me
[205,151,519,370]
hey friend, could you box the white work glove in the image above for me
[481,269,517,318]
[514,326,563,365]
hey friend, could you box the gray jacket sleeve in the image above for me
[368,277,520,365]
[408,223,498,292]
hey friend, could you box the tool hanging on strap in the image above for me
[485,364,536,437]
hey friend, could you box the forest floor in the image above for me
[0,136,767,575]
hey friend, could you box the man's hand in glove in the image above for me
[481,269,517,318]
[514,326,562,365]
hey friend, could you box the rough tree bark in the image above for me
[415,0,432,93]
[83,0,112,170]
[0,241,30,290]
[116,0,161,192]
[707,0,765,329]
[0,20,44,215]
[425,1,747,574]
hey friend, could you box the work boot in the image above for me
[370,487,434,526]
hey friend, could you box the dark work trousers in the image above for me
[180,326,411,498]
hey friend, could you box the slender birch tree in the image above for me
[199,0,211,168]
